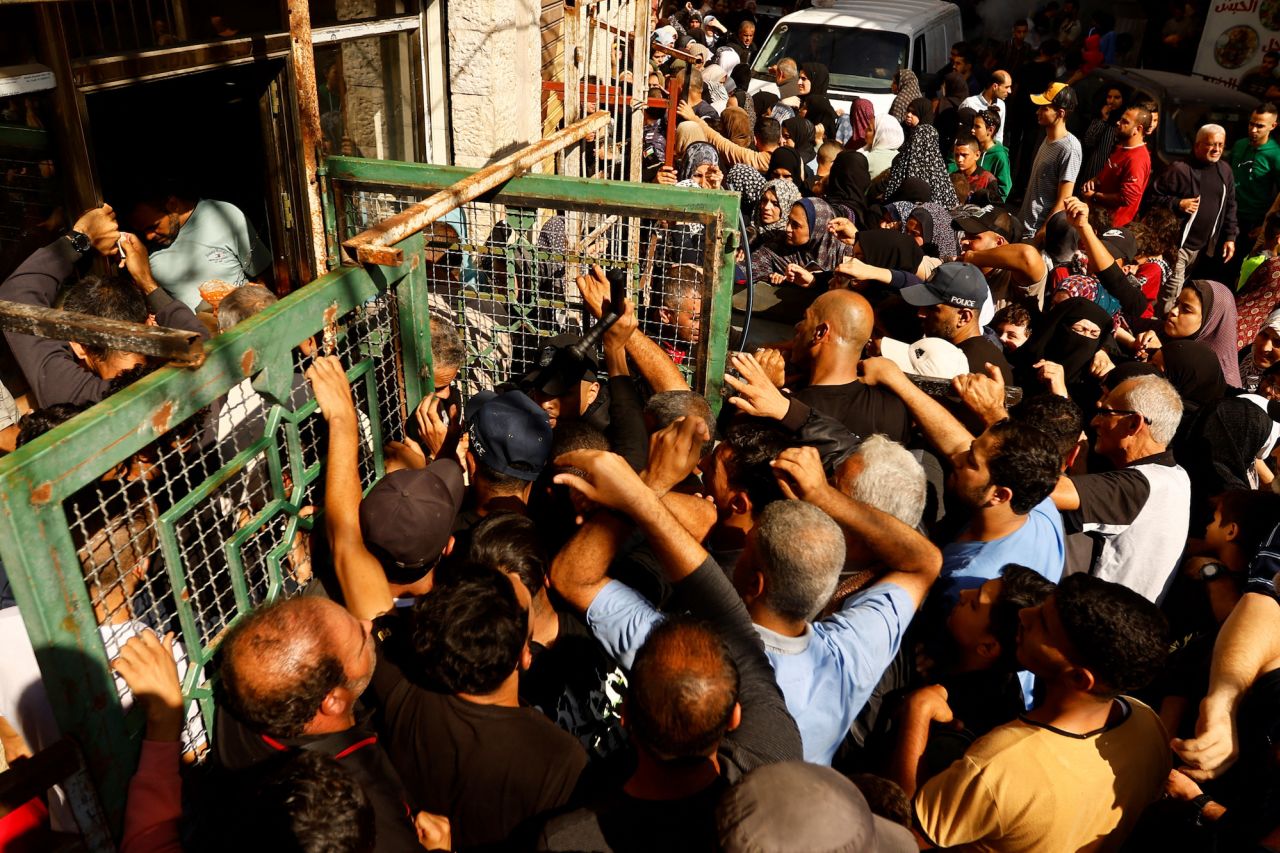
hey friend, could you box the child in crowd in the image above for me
[992,305,1031,353]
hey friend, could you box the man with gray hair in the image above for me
[1150,123,1238,312]
[1051,374,1191,603]
[216,284,277,332]
[561,435,941,766]
[428,314,464,399]
[835,434,928,529]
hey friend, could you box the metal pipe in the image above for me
[287,0,330,282]
[343,110,612,266]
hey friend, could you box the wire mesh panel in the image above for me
[0,160,735,845]
[0,241,427,844]
[332,159,737,401]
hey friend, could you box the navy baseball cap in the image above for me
[466,389,553,481]
[899,262,989,311]
[360,459,465,578]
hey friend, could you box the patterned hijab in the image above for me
[907,203,959,260]
[757,178,802,233]
[680,141,720,182]
[889,69,922,122]
[884,124,959,208]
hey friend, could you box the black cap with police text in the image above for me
[359,459,466,581]
[899,262,989,311]
[465,389,553,481]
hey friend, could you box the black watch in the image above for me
[65,230,92,255]
[1190,792,1215,826]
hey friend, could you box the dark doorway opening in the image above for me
[85,59,292,286]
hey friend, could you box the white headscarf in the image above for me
[870,114,905,152]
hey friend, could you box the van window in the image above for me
[912,35,926,74]
[752,23,908,92]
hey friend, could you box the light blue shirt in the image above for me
[586,579,916,766]
[940,496,1065,604]
[148,199,271,309]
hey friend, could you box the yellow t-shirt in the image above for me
[914,697,1170,852]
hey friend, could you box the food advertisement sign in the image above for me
[1194,0,1280,87]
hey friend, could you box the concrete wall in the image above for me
[447,0,544,167]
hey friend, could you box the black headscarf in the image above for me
[823,150,872,227]
[908,97,935,126]
[800,62,839,140]
[783,116,817,167]
[856,230,924,273]
[1015,297,1114,391]
[1179,397,1277,529]
[1161,340,1227,411]
[1103,361,1163,391]
[767,146,808,194]
[753,91,780,123]
[893,177,932,204]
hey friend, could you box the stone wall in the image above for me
[447,0,543,167]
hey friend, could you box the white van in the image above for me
[746,0,963,117]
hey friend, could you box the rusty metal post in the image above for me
[287,0,330,280]
[343,110,613,266]
[664,74,681,169]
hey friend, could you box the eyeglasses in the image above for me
[1096,407,1151,424]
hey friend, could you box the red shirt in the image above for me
[1094,143,1152,227]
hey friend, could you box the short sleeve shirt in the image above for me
[1018,134,1083,236]
[148,199,271,309]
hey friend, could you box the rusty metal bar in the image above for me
[343,110,613,266]
[0,300,205,367]
[287,0,330,281]
[664,75,681,169]
[653,43,698,63]
[541,80,666,109]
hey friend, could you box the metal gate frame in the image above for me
[0,161,738,844]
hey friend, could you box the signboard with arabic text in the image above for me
[1194,0,1280,89]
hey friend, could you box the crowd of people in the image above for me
[1,1,1280,851]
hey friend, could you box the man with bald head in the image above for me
[214,596,423,850]
[962,69,1012,146]
[784,289,912,444]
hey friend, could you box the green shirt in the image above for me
[982,145,1012,200]
[1230,137,1280,222]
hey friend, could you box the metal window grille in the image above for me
[0,158,736,847]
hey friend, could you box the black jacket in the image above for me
[1149,157,1239,254]
[0,238,209,408]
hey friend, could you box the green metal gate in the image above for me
[0,158,738,844]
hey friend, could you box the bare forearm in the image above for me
[1204,593,1280,710]
[325,414,393,619]
[883,373,973,457]
[661,492,717,541]
[550,511,631,613]
[626,332,688,392]
[809,485,940,589]
[887,711,933,797]
[631,491,708,582]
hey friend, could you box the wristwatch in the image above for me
[1190,792,1215,826]
[1198,561,1228,582]
[65,230,92,256]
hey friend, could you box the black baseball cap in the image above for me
[519,333,602,398]
[899,262,989,311]
[465,389,553,481]
[359,459,465,579]
[1099,226,1138,262]
[953,208,1015,241]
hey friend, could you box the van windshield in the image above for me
[751,23,907,93]
[1161,100,1250,158]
